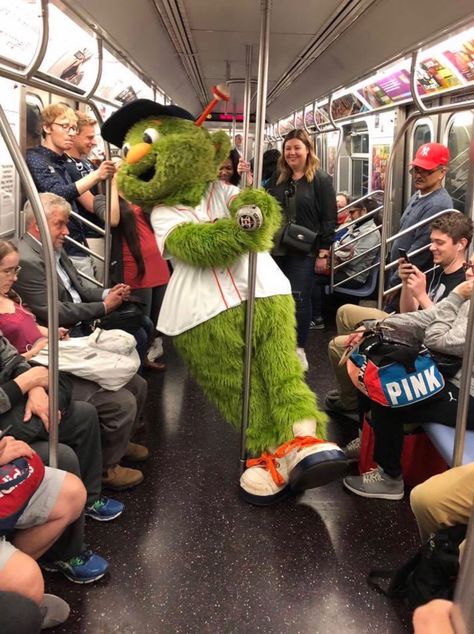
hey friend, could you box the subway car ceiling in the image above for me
[65,0,474,120]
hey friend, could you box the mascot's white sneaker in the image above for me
[239,451,291,506]
[239,420,348,506]
[283,420,348,492]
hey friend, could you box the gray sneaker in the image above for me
[40,594,70,629]
[343,467,404,500]
[342,436,361,463]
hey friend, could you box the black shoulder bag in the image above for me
[279,180,318,253]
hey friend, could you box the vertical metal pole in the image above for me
[24,0,49,79]
[452,145,474,467]
[87,102,112,289]
[240,0,271,470]
[0,106,59,467]
[241,45,252,188]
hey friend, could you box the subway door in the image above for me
[404,104,437,208]
[440,109,473,214]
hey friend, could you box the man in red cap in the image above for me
[386,142,452,293]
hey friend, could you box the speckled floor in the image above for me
[45,319,418,633]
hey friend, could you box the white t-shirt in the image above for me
[150,181,291,335]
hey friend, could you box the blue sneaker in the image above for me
[85,496,124,521]
[41,550,109,584]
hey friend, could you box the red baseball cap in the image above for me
[410,143,449,170]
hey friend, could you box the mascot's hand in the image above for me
[165,188,283,268]
[229,188,282,252]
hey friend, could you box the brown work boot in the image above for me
[123,442,149,463]
[102,464,143,491]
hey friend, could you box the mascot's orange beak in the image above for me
[125,143,152,165]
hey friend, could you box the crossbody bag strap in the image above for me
[284,180,297,222]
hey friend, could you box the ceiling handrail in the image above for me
[410,50,474,115]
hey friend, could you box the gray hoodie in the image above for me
[381,291,472,395]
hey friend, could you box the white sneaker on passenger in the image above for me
[343,467,404,500]
[40,594,70,629]
[342,436,361,463]
[296,347,309,371]
[147,336,163,362]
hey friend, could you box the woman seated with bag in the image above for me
[0,241,139,392]
[341,254,474,501]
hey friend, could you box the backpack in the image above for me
[368,524,467,610]
[0,451,45,536]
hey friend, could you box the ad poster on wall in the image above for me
[371,144,390,191]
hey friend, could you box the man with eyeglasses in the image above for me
[386,142,452,301]
[26,104,115,281]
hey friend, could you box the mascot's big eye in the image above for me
[122,143,131,158]
[143,128,159,144]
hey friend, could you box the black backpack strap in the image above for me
[367,569,394,596]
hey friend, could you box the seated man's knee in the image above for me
[55,473,86,523]
[410,479,436,517]
[0,550,44,605]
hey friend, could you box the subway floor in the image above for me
[46,326,417,633]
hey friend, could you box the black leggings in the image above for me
[365,382,474,478]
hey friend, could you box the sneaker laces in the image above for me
[362,468,384,484]
[66,549,93,569]
[88,497,106,512]
[245,452,285,486]
[245,437,326,486]
[345,437,361,452]
[274,435,326,459]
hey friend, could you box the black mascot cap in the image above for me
[101,99,195,148]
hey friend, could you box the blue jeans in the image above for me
[273,254,315,347]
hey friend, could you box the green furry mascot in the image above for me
[102,100,347,505]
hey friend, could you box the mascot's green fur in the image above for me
[102,100,346,505]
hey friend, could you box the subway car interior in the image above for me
[1,1,474,632]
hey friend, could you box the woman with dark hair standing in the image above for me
[218,152,241,187]
[94,173,170,371]
[266,129,337,370]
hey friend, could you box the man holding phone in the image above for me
[325,212,472,422]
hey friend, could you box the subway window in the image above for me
[445,111,473,213]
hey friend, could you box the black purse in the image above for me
[97,295,146,332]
[279,180,317,253]
[428,350,462,379]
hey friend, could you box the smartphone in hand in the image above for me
[398,248,412,264]
[0,425,13,441]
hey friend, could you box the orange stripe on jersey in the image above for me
[206,183,216,220]
[226,267,243,301]
[211,267,229,309]
[175,207,201,222]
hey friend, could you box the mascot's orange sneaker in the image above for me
[239,420,348,506]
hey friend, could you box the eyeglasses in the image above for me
[462,262,474,272]
[52,122,77,134]
[0,266,21,277]
[409,166,442,176]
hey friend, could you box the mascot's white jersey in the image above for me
[151,180,291,335]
